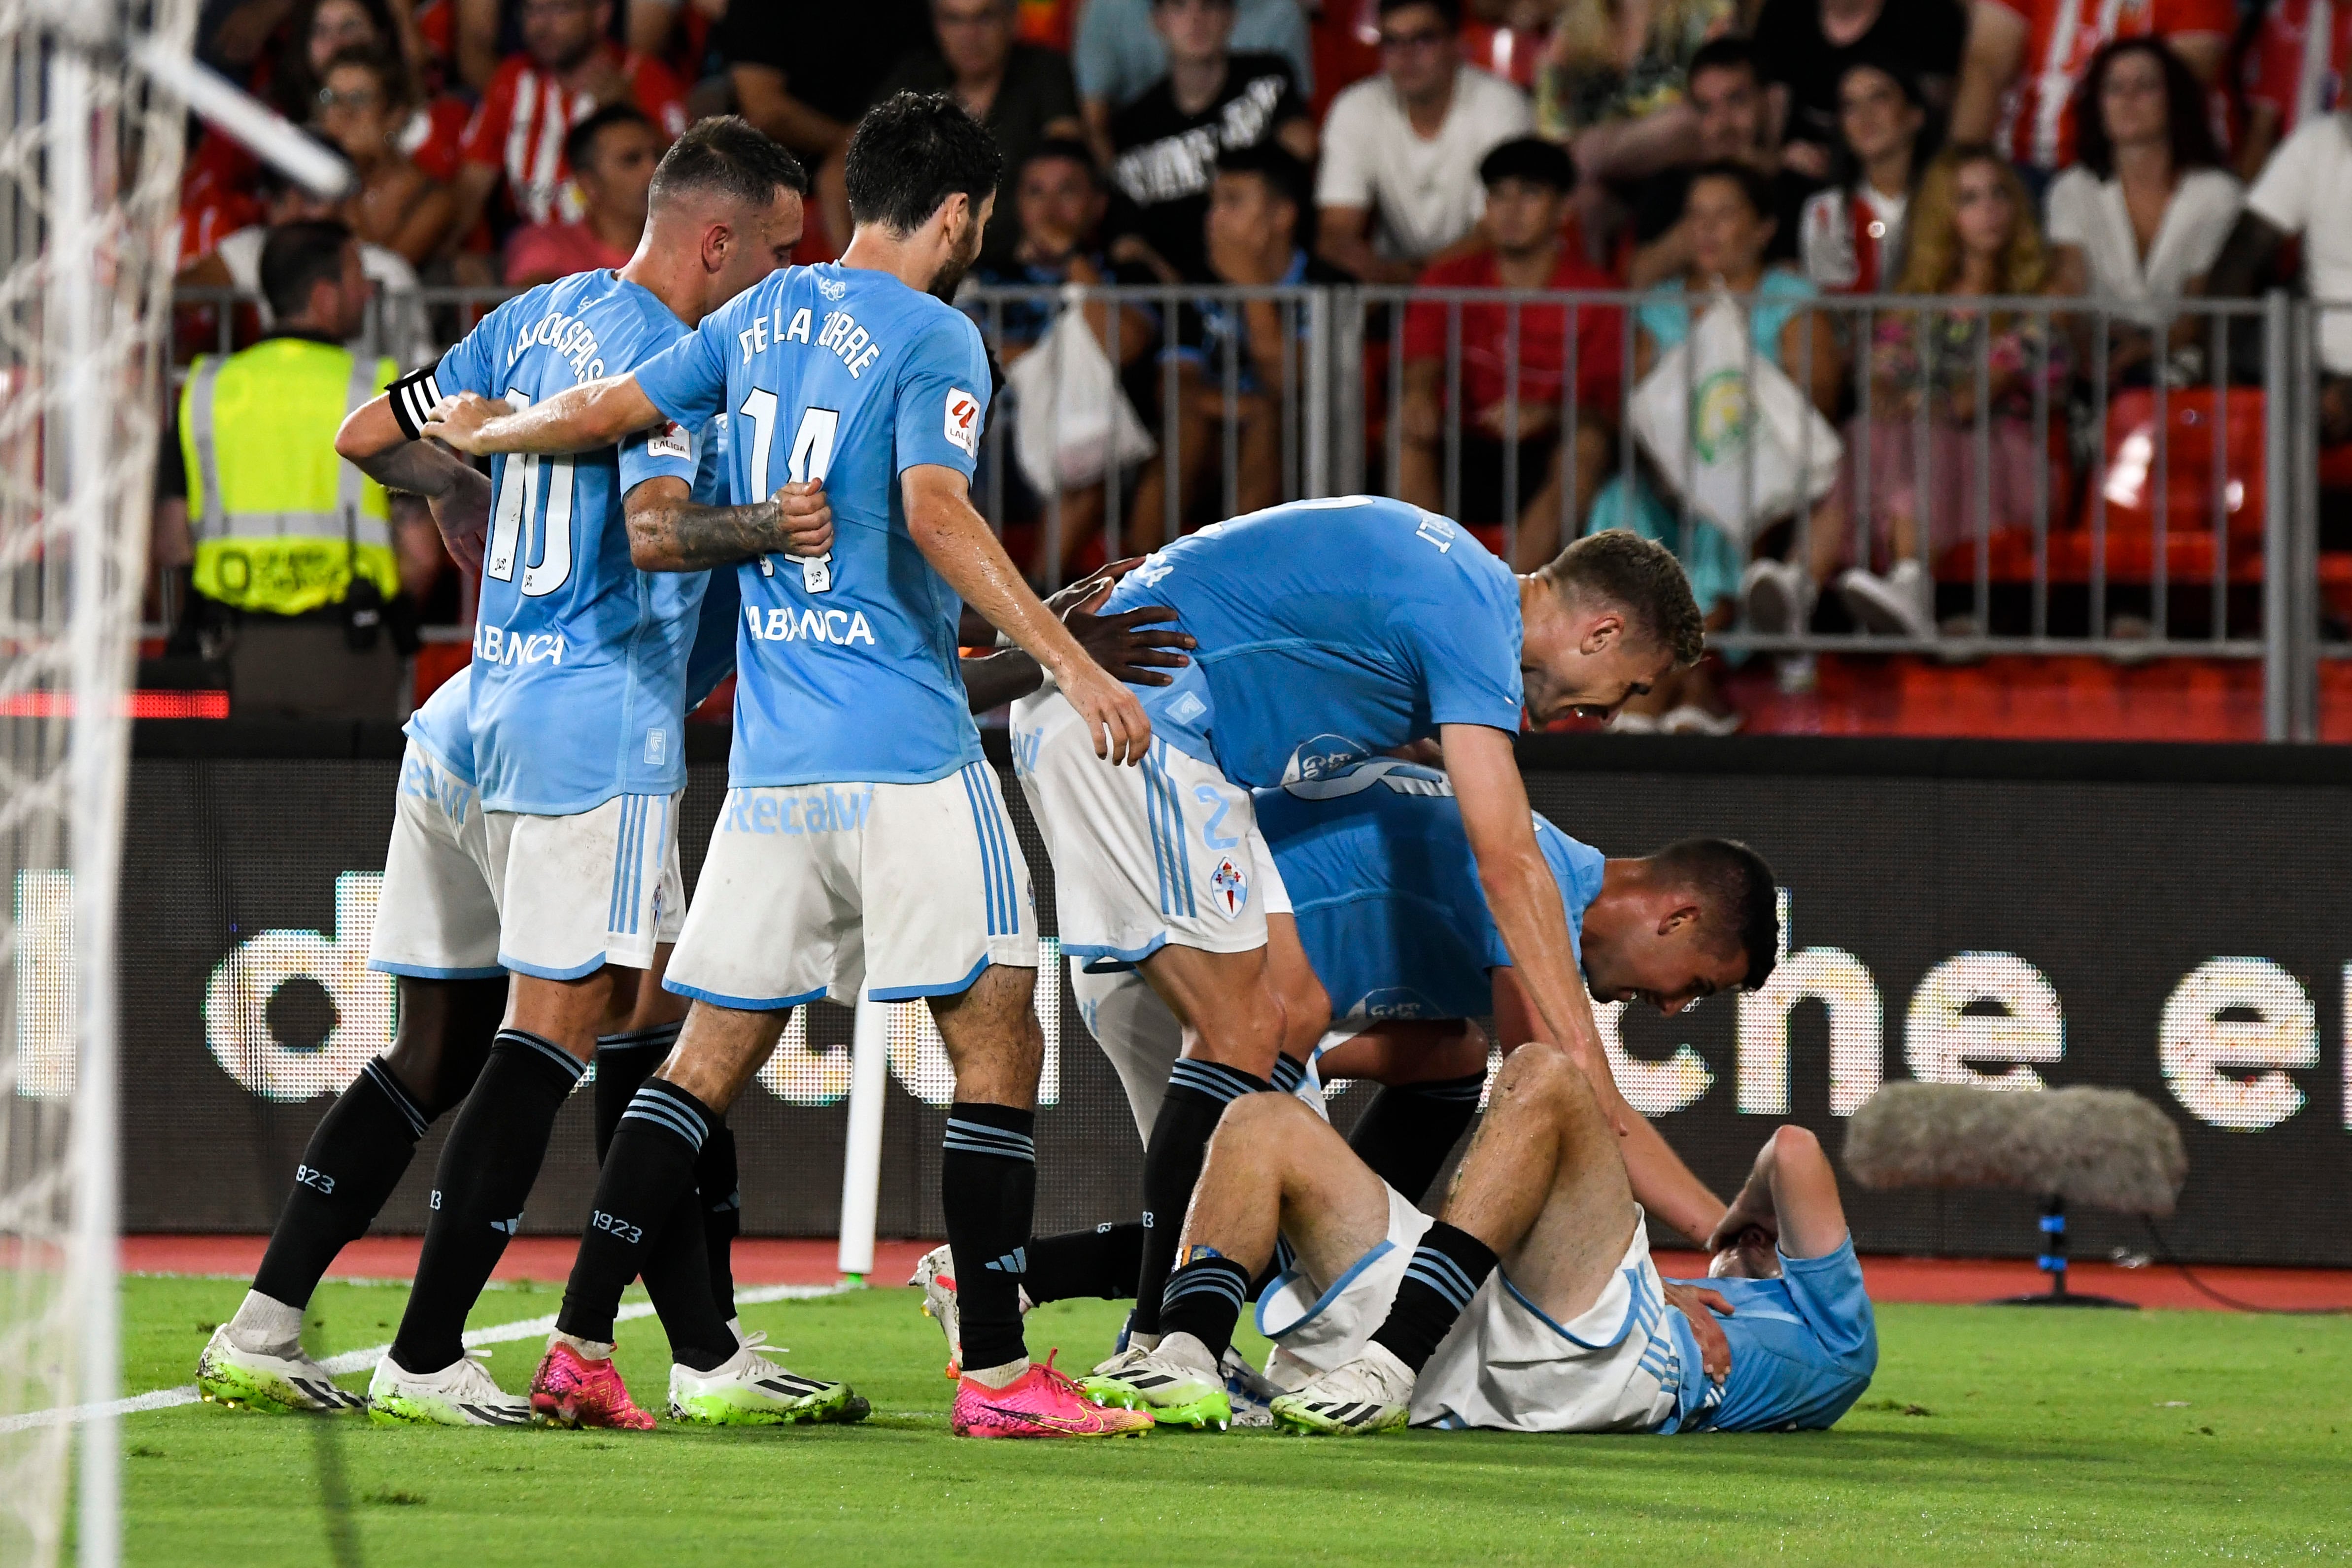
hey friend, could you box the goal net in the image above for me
[0,0,196,1559]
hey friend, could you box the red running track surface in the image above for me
[124,1235,2352,1312]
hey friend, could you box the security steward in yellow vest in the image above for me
[158,221,429,718]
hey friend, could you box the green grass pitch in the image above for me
[119,1272,2348,1565]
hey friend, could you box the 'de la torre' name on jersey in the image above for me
[629,260,995,788]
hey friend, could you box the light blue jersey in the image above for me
[1663,1237,1877,1433]
[403,664,475,785]
[633,261,993,788]
[430,269,707,815]
[405,407,734,784]
[1255,758,1603,1022]
[1096,497,1526,788]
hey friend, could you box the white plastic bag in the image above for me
[1628,290,1843,545]
[1006,287,1157,496]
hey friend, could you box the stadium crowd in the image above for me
[162,0,2352,731]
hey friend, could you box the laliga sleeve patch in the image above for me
[944,387,981,457]
[647,420,692,461]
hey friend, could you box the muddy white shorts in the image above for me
[1257,1189,1684,1433]
[1011,689,1287,969]
[663,762,1038,1010]
[481,790,685,980]
[368,740,504,980]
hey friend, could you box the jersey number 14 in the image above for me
[741,390,838,595]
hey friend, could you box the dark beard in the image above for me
[926,251,974,302]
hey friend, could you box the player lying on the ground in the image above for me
[1008,508,1707,1366]
[429,94,1166,1438]
[193,547,1186,1420]
[910,760,1776,1407]
[1101,1043,1875,1434]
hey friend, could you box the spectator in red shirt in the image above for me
[1949,0,2232,180]
[2237,0,2352,179]
[503,102,660,282]
[1398,137,1624,568]
[448,0,688,252]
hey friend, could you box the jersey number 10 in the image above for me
[740,390,839,594]
[484,389,575,597]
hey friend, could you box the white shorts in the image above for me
[482,790,685,980]
[1010,689,1287,968]
[1258,1188,1684,1433]
[368,740,503,980]
[663,762,1038,1010]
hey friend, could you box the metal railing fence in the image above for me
[166,281,2348,741]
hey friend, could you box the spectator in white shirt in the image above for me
[1315,0,1533,283]
[2045,35,2240,376]
[2207,109,2352,444]
[1797,57,1935,293]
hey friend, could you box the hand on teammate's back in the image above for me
[773,479,834,558]
[1052,557,1194,689]
[1660,1282,1734,1384]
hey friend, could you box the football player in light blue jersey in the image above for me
[425,94,1158,1438]
[1133,1052,1875,1439]
[329,117,835,1429]
[1007,506,1712,1376]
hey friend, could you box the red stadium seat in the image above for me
[2078,387,2266,537]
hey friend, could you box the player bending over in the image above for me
[427,94,1158,1438]
[1118,1044,1874,1434]
[919,759,1774,1422]
[1011,508,1707,1380]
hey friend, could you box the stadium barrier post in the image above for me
[2263,289,2295,741]
[836,995,889,1284]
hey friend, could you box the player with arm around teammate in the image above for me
[427,94,1163,1439]
[1009,514,1710,1384]
[325,117,821,1428]
[1132,1042,1873,1437]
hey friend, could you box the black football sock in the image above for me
[941,1102,1036,1373]
[389,1030,584,1374]
[1022,1221,1145,1304]
[637,1179,738,1373]
[592,1023,681,1161]
[1370,1221,1499,1374]
[1347,1074,1487,1206]
[696,1121,742,1319]
[250,1057,430,1316]
[1157,1252,1253,1363]
[1132,1059,1269,1336]
[555,1078,715,1347]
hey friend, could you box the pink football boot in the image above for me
[951,1350,1156,1438]
[530,1340,657,1431]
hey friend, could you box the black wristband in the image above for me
[386,367,447,441]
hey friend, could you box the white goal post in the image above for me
[0,1,344,1560]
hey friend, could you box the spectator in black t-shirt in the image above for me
[1751,0,1964,181]
[1627,36,1821,285]
[1107,0,1316,284]
[866,0,1084,266]
[1133,144,1346,527]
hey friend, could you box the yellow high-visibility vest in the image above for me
[179,337,399,616]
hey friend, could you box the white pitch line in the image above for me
[0,1281,855,1433]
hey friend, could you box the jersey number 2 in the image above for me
[740,390,839,593]
[484,389,575,597]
